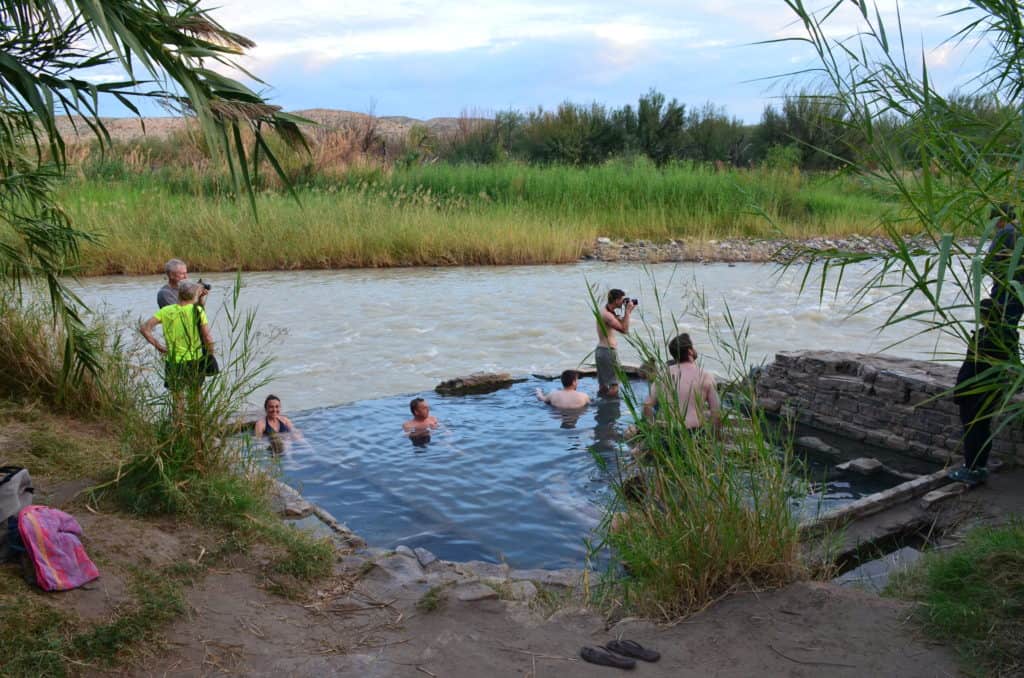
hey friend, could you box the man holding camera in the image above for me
[158,258,208,309]
[595,289,635,398]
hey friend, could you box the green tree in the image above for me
[778,1,1024,422]
[0,0,305,379]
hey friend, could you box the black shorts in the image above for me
[164,359,206,391]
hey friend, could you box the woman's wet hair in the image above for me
[560,369,579,388]
[177,280,200,302]
[264,394,281,410]
[668,333,694,362]
[409,397,425,415]
[608,289,626,304]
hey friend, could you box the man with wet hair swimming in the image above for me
[535,370,591,409]
[595,288,635,398]
[403,397,439,435]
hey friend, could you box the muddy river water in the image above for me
[72,261,961,410]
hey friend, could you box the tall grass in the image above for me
[1,282,332,572]
[886,521,1024,676]
[0,296,141,417]
[94,276,276,518]
[52,160,900,275]
[590,277,802,618]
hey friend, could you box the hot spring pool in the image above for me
[271,377,903,569]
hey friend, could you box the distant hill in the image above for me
[55,109,479,144]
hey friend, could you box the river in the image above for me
[71,261,962,411]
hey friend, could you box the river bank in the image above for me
[586,234,943,263]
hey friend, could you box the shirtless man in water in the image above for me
[536,370,590,409]
[403,397,439,435]
[595,289,635,398]
[643,333,721,433]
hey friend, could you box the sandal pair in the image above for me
[580,639,660,670]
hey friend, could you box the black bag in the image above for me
[0,466,33,562]
[194,306,220,376]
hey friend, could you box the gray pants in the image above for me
[595,346,619,389]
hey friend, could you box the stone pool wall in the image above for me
[756,350,1024,467]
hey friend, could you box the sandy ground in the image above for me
[9,474,975,678]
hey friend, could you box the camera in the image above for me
[198,279,212,291]
[629,298,639,306]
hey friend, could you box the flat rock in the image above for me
[453,582,498,602]
[508,568,581,588]
[837,457,883,475]
[920,482,968,509]
[435,372,522,395]
[457,560,510,580]
[414,547,437,567]
[395,545,416,558]
[509,580,537,601]
[371,553,424,584]
[270,480,314,518]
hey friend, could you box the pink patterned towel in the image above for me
[18,505,100,591]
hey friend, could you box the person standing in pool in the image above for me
[254,394,298,437]
[403,397,439,435]
[642,333,721,434]
[595,289,635,398]
[536,370,591,409]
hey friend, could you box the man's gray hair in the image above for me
[164,258,186,275]
[177,280,201,302]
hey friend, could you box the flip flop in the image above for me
[605,639,661,662]
[580,646,636,670]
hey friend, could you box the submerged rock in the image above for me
[435,372,524,395]
[796,436,842,457]
[838,458,884,475]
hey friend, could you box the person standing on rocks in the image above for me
[595,289,635,398]
[950,299,1013,486]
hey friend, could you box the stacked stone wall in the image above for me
[756,350,1024,467]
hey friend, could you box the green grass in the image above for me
[52,161,899,275]
[0,567,185,678]
[886,521,1024,677]
[590,281,803,619]
[416,585,447,613]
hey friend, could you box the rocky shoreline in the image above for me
[584,234,964,264]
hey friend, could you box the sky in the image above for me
[102,1,995,123]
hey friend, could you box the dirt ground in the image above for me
[6,473,985,678]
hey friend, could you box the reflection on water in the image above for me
[70,261,961,410]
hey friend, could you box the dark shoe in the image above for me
[606,639,660,662]
[966,467,989,485]
[948,466,971,483]
[580,646,636,670]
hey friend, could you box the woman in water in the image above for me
[254,395,298,438]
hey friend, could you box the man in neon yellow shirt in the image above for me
[140,280,215,391]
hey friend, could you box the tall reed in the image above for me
[590,277,802,618]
